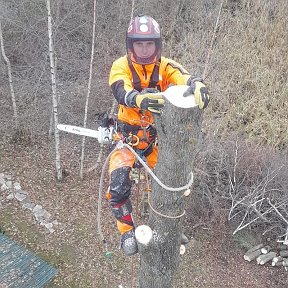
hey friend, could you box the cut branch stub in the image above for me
[261,245,272,254]
[135,225,153,246]
[180,244,186,255]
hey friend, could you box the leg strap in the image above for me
[111,199,132,221]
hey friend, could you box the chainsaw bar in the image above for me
[57,124,100,138]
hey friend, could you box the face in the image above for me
[133,41,156,59]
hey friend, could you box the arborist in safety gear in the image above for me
[108,14,209,256]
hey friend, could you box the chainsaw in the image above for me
[57,124,114,144]
[57,85,197,141]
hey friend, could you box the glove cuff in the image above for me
[187,76,203,86]
[124,90,138,108]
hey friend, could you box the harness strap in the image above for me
[148,60,160,90]
[128,58,161,92]
[117,121,142,135]
[128,62,142,92]
[117,121,157,159]
[118,121,156,138]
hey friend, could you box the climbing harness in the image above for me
[128,59,161,92]
[57,116,194,256]
[97,135,193,257]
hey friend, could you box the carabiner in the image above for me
[127,133,139,147]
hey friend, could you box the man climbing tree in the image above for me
[107,14,209,257]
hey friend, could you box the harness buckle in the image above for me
[126,133,140,147]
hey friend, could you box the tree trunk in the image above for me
[46,0,62,181]
[138,102,203,287]
[0,20,19,129]
[80,0,97,179]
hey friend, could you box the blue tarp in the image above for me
[0,233,58,288]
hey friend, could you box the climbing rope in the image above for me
[96,139,193,255]
[142,169,187,219]
[96,146,116,257]
[147,191,186,219]
[122,141,194,192]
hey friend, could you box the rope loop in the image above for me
[122,142,194,192]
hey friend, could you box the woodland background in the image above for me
[0,0,288,287]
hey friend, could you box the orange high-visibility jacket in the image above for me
[109,55,191,126]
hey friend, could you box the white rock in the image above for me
[1,183,9,191]
[40,220,48,226]
[22,203,35,211]
[15,192,28,202]
[42,209,51,220]
[0,173,5,179]
[13,182,22,190]
[45,223,53,229]
[45,223,55,233]
[6,193,14,200]
[180,244,186,255]
[34,215,41,222]
[0,177,5,185]
[48,228,55,233]
[33,205,43,213]
[34,208,51,220]
[52,220,59,225]
[6,181,13,189]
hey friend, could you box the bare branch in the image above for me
[80,0,97,179]
[267,198,288,225]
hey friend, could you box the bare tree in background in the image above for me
[80,0,97,179]
[0,20,19,129]
[46,0,62,181]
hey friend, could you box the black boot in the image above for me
[120,230,138,256]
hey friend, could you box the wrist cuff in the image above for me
[124,90,138,107]
[187,76,203,86]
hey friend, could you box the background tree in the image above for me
[79,0,97,179]
[46,0,62,180]
[0,20,18,129]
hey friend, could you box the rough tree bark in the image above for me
[138,102,203,288]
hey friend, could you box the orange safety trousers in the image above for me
[107,145,158,234]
